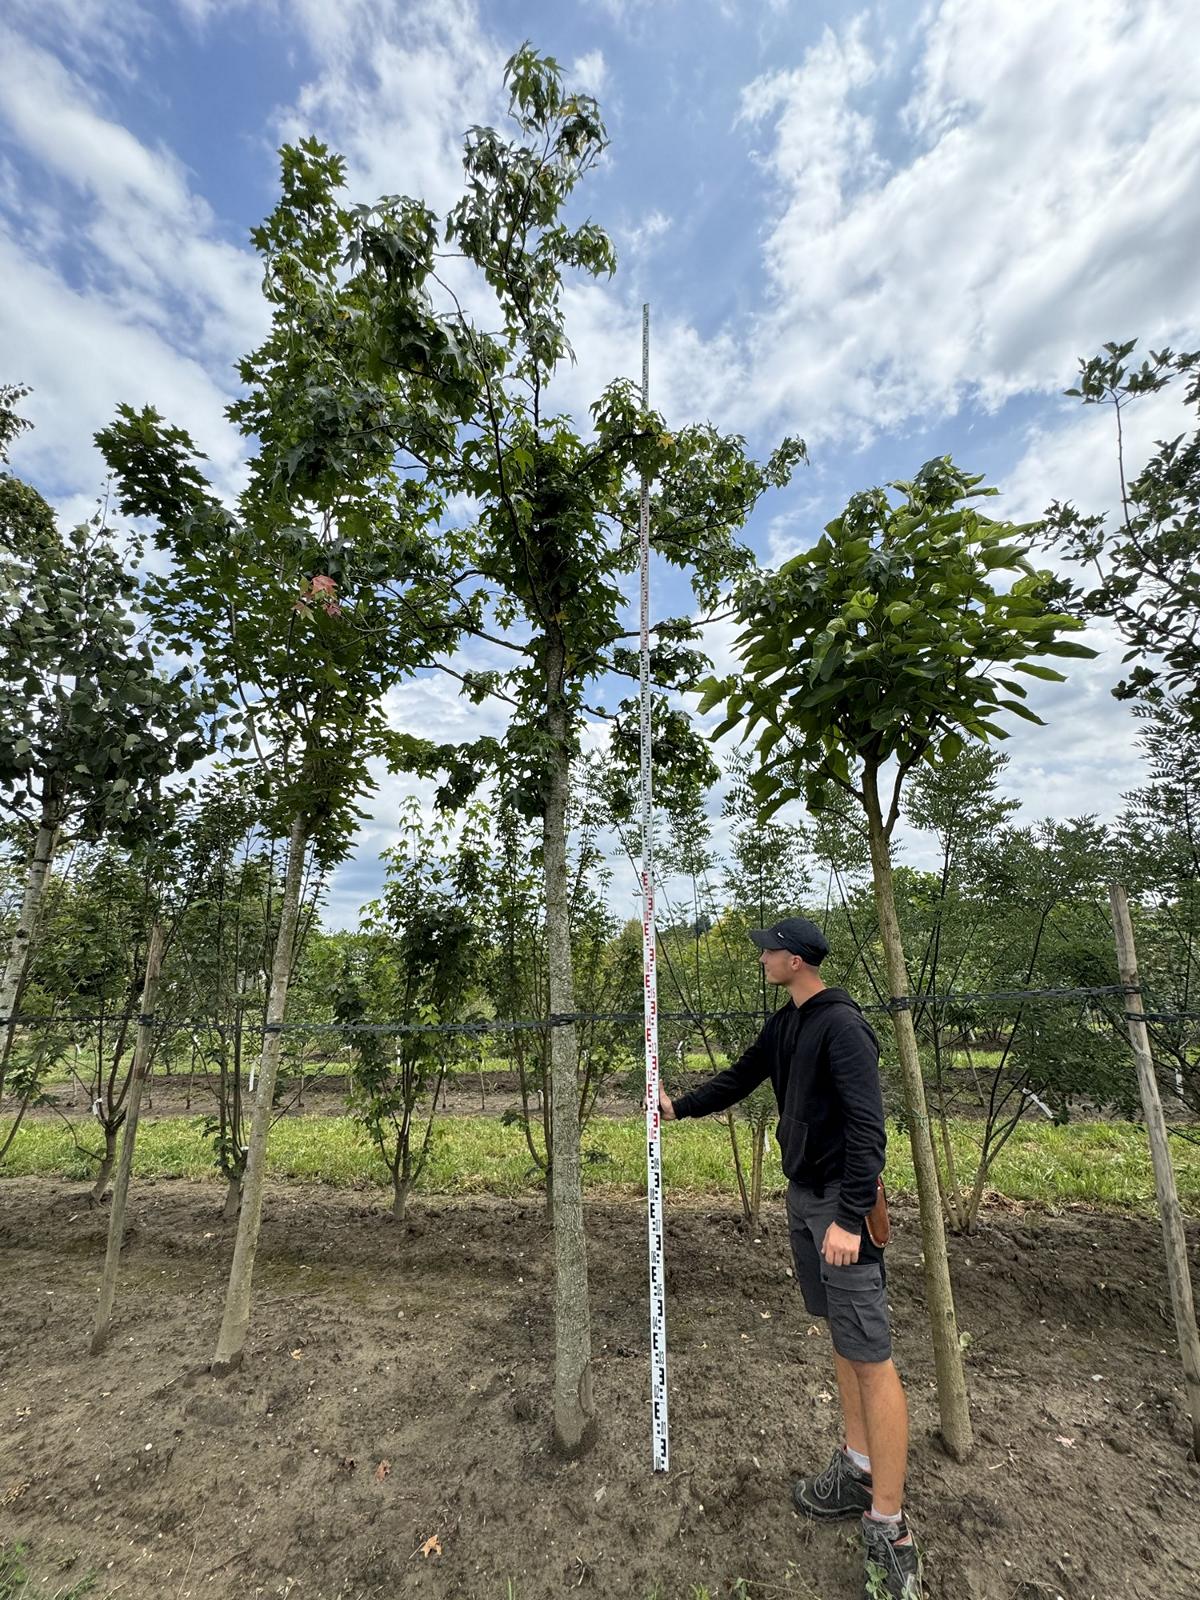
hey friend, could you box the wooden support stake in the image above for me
[1109,883,1200,1459]
[90,922,166,1355]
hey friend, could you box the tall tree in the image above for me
[701,455,1095,1459]
[437,53,802,1451]
[256,48,804,1449]
[1043,339,1200,724]
[95,138,477,1371]
[0,412,213,1091]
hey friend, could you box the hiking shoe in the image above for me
[792,1446,873,1519]
[861,1512,922,1600]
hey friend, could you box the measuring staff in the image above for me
[656,917,923,1600]
[637,303,669,1473]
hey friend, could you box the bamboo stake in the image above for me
[1110,883,1200,1458]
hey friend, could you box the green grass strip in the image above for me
[2,1113,1197,1211]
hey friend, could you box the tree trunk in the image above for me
[863,768,973,1461]
[965,1155,991,1235]
[937,1113,966,1235]
[750,1123,765,1228]
[211,813,308,1374]
[0,815,58,1098]
[222,1174,242,1222]
[543,636,594,1454]
[91,1124,119,1205]
[392,1174,409,1222]
[727,1111,751,1224]
[91,924,166,1353]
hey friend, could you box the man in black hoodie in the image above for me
[658,917,921,1600]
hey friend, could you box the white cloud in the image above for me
[0,24,265,500]
[763,495,826,565]
[273,0,504,215]
[737,0,1200,443]
[2,0,155,80]
[1,38,184,214]
[738,16,883,241]
[571,48,608,95]
[979,614,1146,830]
[618,207,671,262]
[0,231,246,501]
[585,0,647,24]
[585,0,785,26]
[0,0,513,511]
[545,281,747,434]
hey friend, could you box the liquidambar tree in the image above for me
[701,457,1095,1460]
[255,47,805,1449]
[419,51,804,1451]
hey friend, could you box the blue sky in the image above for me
[3,0,1198,925]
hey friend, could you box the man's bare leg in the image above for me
[833,1349,870,1457]
[847,1356,909,1516]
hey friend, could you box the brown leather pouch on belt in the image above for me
[865,1178,891,1248]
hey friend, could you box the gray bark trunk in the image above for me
[543,635,594,1454]
[90,924,166,1353]
[211,813,308,1374]
[863,767,973,1462]
[222,1174,242,1223]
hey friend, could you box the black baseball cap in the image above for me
[748,917,829,965]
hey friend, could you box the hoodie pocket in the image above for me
[776,1115,808,1178]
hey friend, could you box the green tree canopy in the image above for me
[703,455,1094,827]
[1044,339,1200,724]
[700,454,1096,1462]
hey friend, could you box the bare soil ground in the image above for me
[1,1179,1197,1600]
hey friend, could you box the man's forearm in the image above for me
[672,1034,772,1119]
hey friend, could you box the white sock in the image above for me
[845,1444,871,1474]
[868,1505,903,1525]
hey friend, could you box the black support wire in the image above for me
[3,982,1196,1038]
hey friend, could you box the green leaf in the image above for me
[695,676,727,716]
[1012,661,1067,682]
[996,698,1046,725]
[1036,640,1099,659]
[797,679,847,708]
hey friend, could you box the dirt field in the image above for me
[1,1179,1197,1600]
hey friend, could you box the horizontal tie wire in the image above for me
[5,984,1197,1035]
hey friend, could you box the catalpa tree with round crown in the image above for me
[699,455,1096,1460]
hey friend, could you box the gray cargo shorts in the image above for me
[786,1179,892,1364]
